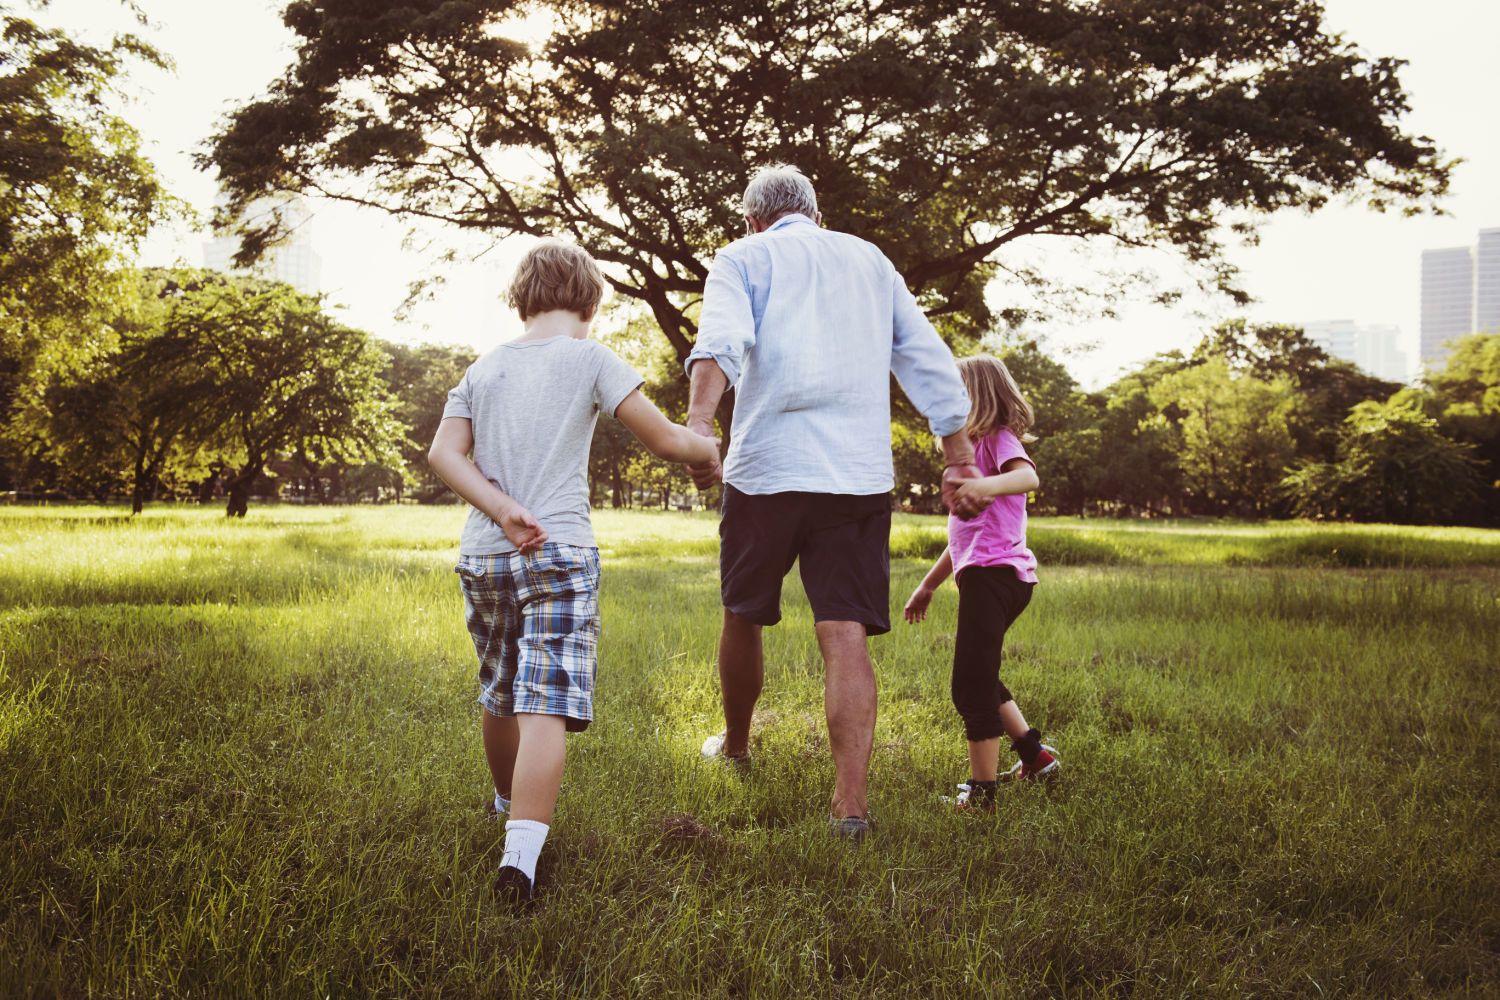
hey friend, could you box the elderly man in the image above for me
[684,164,986,840]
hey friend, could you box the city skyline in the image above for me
[1420,228,1500,368]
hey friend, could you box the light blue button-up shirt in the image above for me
[686,214,971,495]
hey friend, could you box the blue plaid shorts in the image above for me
[456,543,602,732]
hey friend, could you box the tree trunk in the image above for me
[130,447,148,516]
[225,470,253,517]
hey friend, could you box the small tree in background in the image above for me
[24,282,223,513]
[1093,355,1193,515]
[1149,356,1301,516]
[379,341,478,499]
[1425,333,1500,521]
[1282,395,1479,524]
[16,270,404,514]
[173,273,403,516]
[1195,320,1401,463]
[991,340,1104,516]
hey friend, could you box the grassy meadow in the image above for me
[1,505,1498,998]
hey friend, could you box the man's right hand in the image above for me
[685,418,722,489]
[942,463,992,521]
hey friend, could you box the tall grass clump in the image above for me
[1,505,1497,998]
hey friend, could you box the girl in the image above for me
[903,354,1057,811]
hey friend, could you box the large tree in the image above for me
[0,5,168,476]
[205,0,1449,369]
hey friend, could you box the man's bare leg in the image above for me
[719,608,764,757]
[818,619,876,820]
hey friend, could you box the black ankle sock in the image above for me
[1011,728,1044,767]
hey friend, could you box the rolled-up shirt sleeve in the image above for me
[685,252,756,388]
[889,274,970,438]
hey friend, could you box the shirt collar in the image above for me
[768,213,816,231]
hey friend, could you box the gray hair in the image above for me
[742,164,818,223]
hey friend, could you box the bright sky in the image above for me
[35,0,1500,387]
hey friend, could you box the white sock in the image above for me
[501,819,548,882]
[494,791,510,816]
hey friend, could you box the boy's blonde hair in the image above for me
[506,237,607,320]
[956,353,1036,442]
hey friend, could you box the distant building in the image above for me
[1477,228,1500,338]
[1420,227,1500,368]
[1421,247,1474,366]
[1303,320,1409,383]
[202,195,323,296]
[1304,319,1357,361]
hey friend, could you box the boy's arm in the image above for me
[903,545,954,624]
[615,389,721,466]
[954,457,1039,500]
[427,417,549,554]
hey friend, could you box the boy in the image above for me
[429,237,718,906]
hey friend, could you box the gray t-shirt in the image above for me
[442,336,643,555]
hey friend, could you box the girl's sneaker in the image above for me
[1000,744,1060,783]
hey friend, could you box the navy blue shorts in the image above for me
[719,484,892,635]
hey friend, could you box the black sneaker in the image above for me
[494,865,534,908]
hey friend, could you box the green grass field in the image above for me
[2,506,1497,998]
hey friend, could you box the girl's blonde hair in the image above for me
[956,354,1036,442]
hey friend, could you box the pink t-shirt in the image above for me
[947,428,1039,583]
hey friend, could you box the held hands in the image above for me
[903,586,934,624]
[941,463,993,521]
[497,501,549,555]
[953,477,994,502]
[685,418,723,489]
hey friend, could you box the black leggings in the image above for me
[951,565,1034,743]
